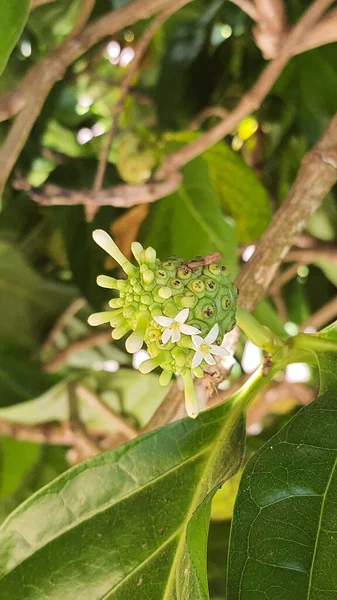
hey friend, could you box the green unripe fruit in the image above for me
[89,230,238,419]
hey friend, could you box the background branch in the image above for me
[236,113,337,312]
[26,174,181,208]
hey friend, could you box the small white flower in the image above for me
[191,323,229,368]
[153,308,200,344]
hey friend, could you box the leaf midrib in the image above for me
[162,399,244,600]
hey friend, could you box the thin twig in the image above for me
[189,107,228,131]
[43,329,111,372]
[300,296,337,331]
[285,246,337,264]
[0,420,78,445]
[77,384,137,440]
[295,7,337,54]
[42,298,85,351]
[26,174,182,208]
[229,0,258,20]
[91,0,188,217]
[156,0,335,179]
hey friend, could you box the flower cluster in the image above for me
[88,230,238,418]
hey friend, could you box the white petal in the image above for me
[153,315,173,327]
[192,335,203,348]
[205,323,219,344]
[171,327,181,343]
[210,345,229,357]
[204,353,216,365]
[162,329,172,344]
[192,351,203,369]
[179,324,201,336]
[175,308,189,324]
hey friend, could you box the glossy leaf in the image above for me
[0,0,30,76]
[142,155,237,277]
[227,325,337,599]
[0,393,246,599]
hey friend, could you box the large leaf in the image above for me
[0,391,246,599]
[227,325,337,599]
[142,155,237,277]
[0,0,30,76]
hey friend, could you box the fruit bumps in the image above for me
[89,230,238,417]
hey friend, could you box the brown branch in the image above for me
[31,0,57,7]
[156,0,335,180]
[253,0,286,59]
[189,107,228,131]
[295,7,337,54]
[42,298,85,351]
[229,0,258,20]
[300,296,337,331]
[285,245,337,264]
[27,174,182,208]
[43,329,111,372]
[0,0,192,195]
[0,419,78,445]
[91,0,188,208]
[236,112,337,312]
[269,263,301,322]
[77,385,137,440]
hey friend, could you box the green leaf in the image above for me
[204,143,271,243]
[142,154,237,277]
[227,324,337,599]
[0,0,30,76]
[0,369,168,430]
[0,393,246,599]
[0,442,68,524]
[208,521,231,600]
[0,242,74,350]
[163,132,271,243]
[0,351,58,408]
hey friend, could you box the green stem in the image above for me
[291,333,337,354]
[236,307,283,353]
